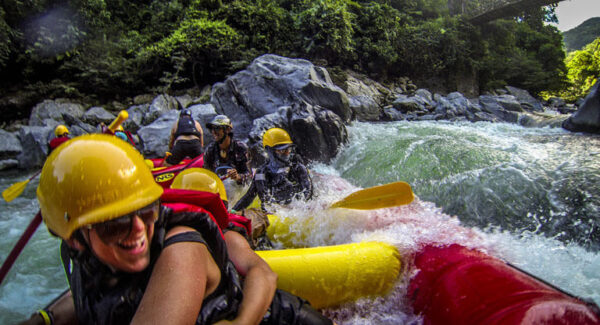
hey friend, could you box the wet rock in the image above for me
[0,129,22,161]
[562,78,600,134]
[505,86,543,112]
[17,126,52,169]
[28,99,85,126]
[82,106,116,126]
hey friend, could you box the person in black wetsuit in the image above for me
[233,128,313,213]
[203,115,252,185]
[20,134,332,325]
[166,108,204,166]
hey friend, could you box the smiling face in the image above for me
[86,208,158,273]
[210,127,227,142]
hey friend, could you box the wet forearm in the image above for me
[235,266,277,325]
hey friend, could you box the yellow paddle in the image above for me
[107,110,129,133]
[329,181,414,210]
[2,170,42,202]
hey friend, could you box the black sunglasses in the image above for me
[87,201,160,243]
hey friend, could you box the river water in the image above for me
[0,120,599,324]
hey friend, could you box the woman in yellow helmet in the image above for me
[233,128,313,212]
[47,125,70,152]
[24,134,331,325]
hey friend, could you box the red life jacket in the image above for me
[49,137,70,151]
[160,188,252,236]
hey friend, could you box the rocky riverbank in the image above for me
[1,54,598,171]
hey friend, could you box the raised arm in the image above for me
[220,231,277,325]
[168,121,177,150]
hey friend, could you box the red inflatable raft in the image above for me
[148,155,204,188]
[409,244,600,324]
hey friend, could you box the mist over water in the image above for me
[0,120,599,324]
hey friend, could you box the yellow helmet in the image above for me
[54,125,69,137]
[171,168,227,202]
[263,128,293,149]
[37,134,164,239]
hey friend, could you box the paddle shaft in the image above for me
[0,212,42,286]
[27,169,42,181]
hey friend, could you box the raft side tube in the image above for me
[409,244,600,325]
[257,242,402,309]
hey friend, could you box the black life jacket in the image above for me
[61,204,243,324]
[255,162,313,205]
[174,115,202,138]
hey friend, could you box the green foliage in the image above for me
[294,0,357,64]
[214,0,294,54]
[381,0,447,19]
[0,8,13,69]
[478,19,567,94]
[352,2,406,76]
[563,17,600,53]
[141,17,241,88]
[546,38,600,102]
[397,17,479,78]
[0,0,573,108]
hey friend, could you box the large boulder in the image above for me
[81,106,116,126]
[28,99,85,126]
[478,95,519,123]
[137,111,178,158]
[247,102,347,163]
[211,54,350,162]
[17,126,52,169]
[0,129,22,170]
[505,86,543,112]
[143,94,179,125]
[563,79,600,134]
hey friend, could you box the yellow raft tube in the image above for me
[242,199,402,308]
[257,241,402,309]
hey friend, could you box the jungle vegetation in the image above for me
[0,0,582,120]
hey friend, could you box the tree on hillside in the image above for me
[552,37,600,102]
[562,17,600,53]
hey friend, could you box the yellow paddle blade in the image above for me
[108,110,128,133]
[330,181,414,210]
[2,179,30,202]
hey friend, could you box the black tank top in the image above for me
[174,115,201,138]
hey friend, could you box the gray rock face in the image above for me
[137,111,178,158]
[29,100,85,126]
[4,55,586,170]
[505,86,544,112]
[0,129,23,170]
[17,126,52,169]
[0,129,22,159]
[563,79,600,134]
[82,106,117,126]
[211,54,350,162]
